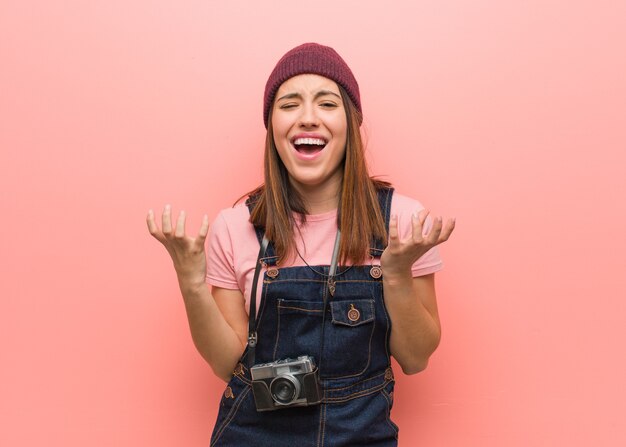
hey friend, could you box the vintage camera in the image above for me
[250,356,322,411]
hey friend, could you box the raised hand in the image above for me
[381,209,455,278]
[146,205,210,288]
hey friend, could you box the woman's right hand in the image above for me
[147,206,247,380]
[146,205,210,290]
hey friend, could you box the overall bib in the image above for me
[210,188,398,447]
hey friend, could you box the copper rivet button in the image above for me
[384,369,394,381]
[234,363,244,376]
[389,391,394,400]
[266,267,279,278]
[347,304,361,322]
[370,265,383,279]
[224,386,234,399]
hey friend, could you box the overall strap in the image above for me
[245,195,278,266]
[369,187,394,259]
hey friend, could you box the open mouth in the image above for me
[292,137,327,155]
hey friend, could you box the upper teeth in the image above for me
[294,138,326,146]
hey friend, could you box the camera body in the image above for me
[250,356,322,412]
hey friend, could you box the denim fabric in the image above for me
[210,189,398,446]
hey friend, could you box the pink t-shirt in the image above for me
[206,192,443,313]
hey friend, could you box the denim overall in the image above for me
[210,188,398,447]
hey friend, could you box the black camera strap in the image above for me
[317,229,341,376]
[247,235,269,368]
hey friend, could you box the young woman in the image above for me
[147,43,455,446]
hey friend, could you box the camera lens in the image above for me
[270,375,301,405]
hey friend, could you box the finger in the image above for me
[438,218,456,243]
[197,214,210,241]
[411,212,424,244]
[425,216,443,244]
[146,209,166,243]
[162,204,173,235]
[388,214,400,247]
[418,209,429,227]
[175,210,186,238]
[147,210,167,244]
[146,209,159,233]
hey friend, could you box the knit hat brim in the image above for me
[263,43,361,128]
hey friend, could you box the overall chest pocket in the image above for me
[323,299,376,378]
[274,298,376,379]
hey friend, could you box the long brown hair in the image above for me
[243,85,390,265]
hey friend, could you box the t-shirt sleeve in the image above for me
[391,194,444,277]
[206,210,240,290]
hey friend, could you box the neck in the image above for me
[290,176,342,215]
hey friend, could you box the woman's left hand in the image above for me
[380,210,455,278]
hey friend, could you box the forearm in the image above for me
[383,272,441,374]
[179,280,246,382]
[146,208,245,381]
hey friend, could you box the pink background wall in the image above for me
[2,1,625,445]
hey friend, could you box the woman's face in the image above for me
[271,74,348,197]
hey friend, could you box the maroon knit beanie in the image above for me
[263,43,362,128]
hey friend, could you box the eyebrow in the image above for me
[276,89,342,102]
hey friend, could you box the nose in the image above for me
[298,103,320,128]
